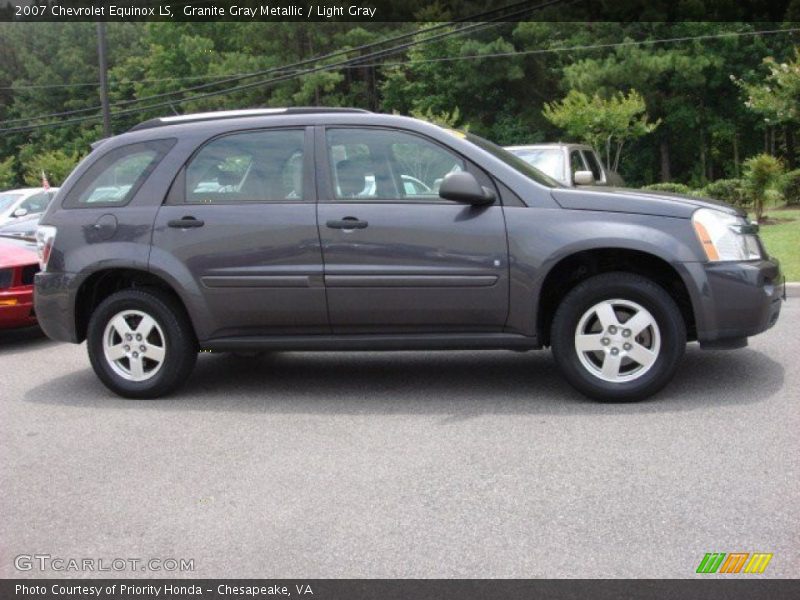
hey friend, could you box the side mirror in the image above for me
[12,208,28,218]
[573,170,595,186]
[438,172,495,205]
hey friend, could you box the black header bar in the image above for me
[1,0,795,23]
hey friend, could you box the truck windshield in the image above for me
[466,135,562,188]
[0,193,23,211]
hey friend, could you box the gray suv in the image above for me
[34,108,784,401]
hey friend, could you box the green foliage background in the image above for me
[1,21,799,188]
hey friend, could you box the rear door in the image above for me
[316,126,509,334]
[151,127,328,339]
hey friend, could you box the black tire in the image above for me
[550,272,686,402]
[87,288,197,399]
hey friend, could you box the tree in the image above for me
[0,155,16,189]
[549,23,789,184]
[542,89,658,171]
[409,106,467,130]
[381,25,525,141]
[742,153,783,222]
[22,149,81,187]
[736,47,800,167]
[737,48,800,125]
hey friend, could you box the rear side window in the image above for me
[63,139,175,208]
[184,129,305,204]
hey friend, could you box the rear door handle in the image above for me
[326,217,368,230]
[168,216,204,228]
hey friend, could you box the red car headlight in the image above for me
[0,268,12,290]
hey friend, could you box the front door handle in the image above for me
[326,217,368,230]
[168,216,205,228]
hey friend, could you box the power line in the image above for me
[0,19,509,131]
[0,72,280,90]
[4,14,787,135]
[8,21,787,91]
[353,26,800,68]
[0,0,550,126]
[0,15,557,133]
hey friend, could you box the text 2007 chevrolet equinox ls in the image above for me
[33,108,784,400]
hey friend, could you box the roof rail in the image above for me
[128,107,370,132]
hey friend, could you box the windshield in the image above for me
[507,148,565,182]
[466,136,563,188]
[0,193,23,211]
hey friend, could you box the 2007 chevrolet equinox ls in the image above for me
[33,108,785,400]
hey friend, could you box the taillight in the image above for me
[35,225,57,271]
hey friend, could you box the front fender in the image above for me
[503,207,704,336]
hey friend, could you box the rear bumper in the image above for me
[33,271,80,342]
[0,285,36,329]
[684,258,783,343]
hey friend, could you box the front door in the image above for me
[316,126,509,333]
[152,127,328,339]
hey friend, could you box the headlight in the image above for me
[0,268,12,289]
[692,208,762,262]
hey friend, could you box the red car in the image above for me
[0,235,39,329]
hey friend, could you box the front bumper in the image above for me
[0,285,36,329]
[684,258,784,344]
[33,271,80,342]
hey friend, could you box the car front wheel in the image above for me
[87,288,197,399]
[550,272,686,402]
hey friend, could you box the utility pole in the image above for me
[96,21,112,137]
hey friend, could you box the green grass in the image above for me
[754,207,800,282]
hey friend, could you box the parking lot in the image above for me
[1,301,797,579]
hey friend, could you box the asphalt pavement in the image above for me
[1,303,798,578]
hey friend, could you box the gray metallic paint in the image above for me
[34,111,783,350]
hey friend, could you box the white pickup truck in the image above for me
[505,143,625,188]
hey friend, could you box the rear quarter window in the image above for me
[62,139,175,208]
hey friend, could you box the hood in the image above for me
[551,187,743,219]
[0,237,38,269]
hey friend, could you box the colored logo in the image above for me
[696,552,773,574]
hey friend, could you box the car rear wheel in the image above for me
[550,272,686,402]
[87,288,197,399]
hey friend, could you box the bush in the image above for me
[743,153,784,221]
[641,182,694,195]
[22,149,82,187]
[0,155,16,190]
[700,178,751,207]
[779,169,800,206]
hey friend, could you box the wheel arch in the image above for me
[535,247,697,346]
[74,267,196,343]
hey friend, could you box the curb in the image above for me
[786,282,800,298]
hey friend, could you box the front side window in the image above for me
[185,129,305,204]
[326,128,464,201]
[65,139,175,208]
[569,150,585,178]
[583,150,605,182]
